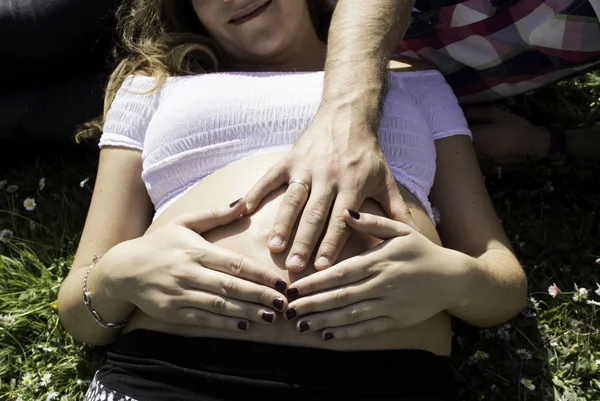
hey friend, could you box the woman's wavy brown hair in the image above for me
[76,0,332,141]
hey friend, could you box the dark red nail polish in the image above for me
[324,332,334,341]
[262,312,274,323]
[348,210,360,219]
[273,298,285,311]
[287,288,299,300]
[299,321,309,332]
[238,321,248,331]
[286,308,297,320]
[229,198,242,208]
[275,280,287,293]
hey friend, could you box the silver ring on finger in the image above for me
[289,178,310,194]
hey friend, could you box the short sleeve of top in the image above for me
[403,71,472,141]
[99,76,162,151]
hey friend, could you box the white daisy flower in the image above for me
[548,283,560,297]
[80,178,89,188]
[39,177,46,191]
[1,314,16,327]
[46,390,59,400]
[76,379,84,385]
[6,184,18,194]
[21,373,35,387]
[0,229,14,243]
[586,300,600,306]
[572,286,589,302]
[468,350,489,364]
[515,348,533,360]
[529,297,540,310]
[23,197,37,211]
[39,373,52,387]
[497,324,511,341]
[480,329,495,340]
[0,179,6,190]
[520,377,535,391]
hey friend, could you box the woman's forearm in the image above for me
[322,0,414,126]
[57,244,136,346]
[447,249,528,327]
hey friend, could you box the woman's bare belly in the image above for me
[122,151,452,356]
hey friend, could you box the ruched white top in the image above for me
[99,70,471,222]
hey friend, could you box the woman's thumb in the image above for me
[175,198,245,233]
[343,209,411,240]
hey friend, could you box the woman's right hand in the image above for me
[103,199,289,331]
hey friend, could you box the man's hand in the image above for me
[245,0,415,272]
[243,108,413,272]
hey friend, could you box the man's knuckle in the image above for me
[330,215,348,232]
[291,239,312,255]
[272,221,293,235]
[304,207,327,227]
[284,190,305,207]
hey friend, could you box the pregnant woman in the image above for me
[57,1,527,400]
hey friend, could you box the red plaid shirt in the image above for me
[330,0,600,103]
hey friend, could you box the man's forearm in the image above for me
[322,0,415,123]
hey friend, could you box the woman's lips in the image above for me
[229,0,272,25]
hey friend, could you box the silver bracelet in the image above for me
[82,254,128,329]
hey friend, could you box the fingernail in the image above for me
[273,298,285,311]
[314,256,330,269]
[285,308,297,320]
[275,280,287,293]
[348,210,360,219]
[229,198,242,208]
[299,321,310,332]
[238,321,248,331]
[324,332,334,341]
[269,236,284,248]
[287,255,304,270]
[262,312,275,323]
[286,288,299,300]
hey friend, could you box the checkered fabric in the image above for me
[329,0,600,103]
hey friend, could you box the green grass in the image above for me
[1,74,599,401]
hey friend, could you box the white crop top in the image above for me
[99,70,471,222]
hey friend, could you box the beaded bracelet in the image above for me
[82,254,128,329]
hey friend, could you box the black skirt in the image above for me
[88,329,456,401]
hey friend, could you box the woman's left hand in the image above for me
[284,210,468,341]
